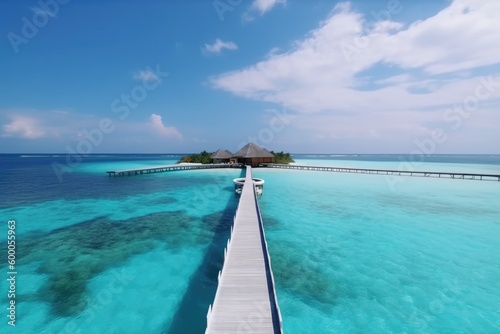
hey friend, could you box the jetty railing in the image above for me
[252,180,283,332]
[105,163,500,182]
[205,166,282,334]
[269,164,500,181]
[106,163,242,176]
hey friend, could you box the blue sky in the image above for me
[1,0,499,154]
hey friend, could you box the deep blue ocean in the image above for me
[1,154,499,333]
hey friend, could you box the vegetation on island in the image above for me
[178,150,295,164]
[178,150,213,164]
[270,151,295,164]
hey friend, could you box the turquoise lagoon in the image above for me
[0,154,499,333]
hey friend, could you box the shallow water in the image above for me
[0,155,242,333]
[1,154,499,333]
[256,166,500,333]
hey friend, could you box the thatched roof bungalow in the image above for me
[233,142,275,166]
[210,149,234,163]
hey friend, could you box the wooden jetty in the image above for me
[105,163,499,182]
[270,164,500,181]
[106,163,241,176]
[206,166,282,334]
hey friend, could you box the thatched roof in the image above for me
[233,142,274,158]
[210,149,233,159]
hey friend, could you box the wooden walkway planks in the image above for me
[270,164,500,181]
[206,166,282,334]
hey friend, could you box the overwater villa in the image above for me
[211,142,275,167]
[210,143,274,195]
[210,149,234,164]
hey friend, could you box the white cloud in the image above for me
[0,109,188,152]
[243,0,286,21]
[203,39,238,54]
[251,0,286,15]
[382,0,500,74]
[265,47,282,59]
[212,1,500,111]
[149,114,182,140]
[211,0,500,152]
[1,109,100,140]
[134,70,159,82]
[2,115,46,139]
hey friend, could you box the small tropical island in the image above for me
[178,142,294,166]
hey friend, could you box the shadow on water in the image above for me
[166,168,245,334]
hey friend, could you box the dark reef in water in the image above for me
[16,211,213,317]
[13,204,345,321]
[262,213,345,309]
[268,240,349,312]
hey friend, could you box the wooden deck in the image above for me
[270,164,500,181]
[206,166,282,334]
[106,163,241,176]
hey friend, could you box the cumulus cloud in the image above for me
[203,39,238,54]
[1,109,100,140]
[381,1,500,74]
[211,0,500,151]
[0,109,187,152]
[251,0,286,14]
[149,114,182,140]
[212,1,500,111]
[2,115,46,139]
[243,0,286,21]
